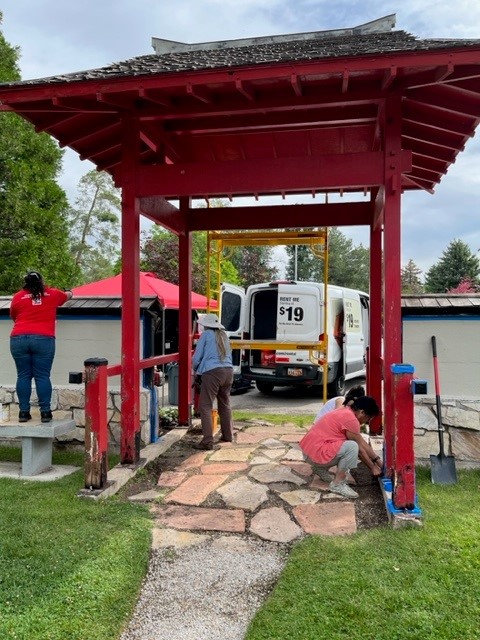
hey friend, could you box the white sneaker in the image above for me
[329,480,359,499]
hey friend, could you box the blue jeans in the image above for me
[10,335,56,412]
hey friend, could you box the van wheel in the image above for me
[328,373,345,398]
[256,381,275,394]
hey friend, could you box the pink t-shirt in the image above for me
[299,407,360,464]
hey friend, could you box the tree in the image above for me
[447,277,479,294]
[286,227,370,291]
[230,245,278,288]
[425,239,480,293]
[141,228,240,295]
[0,14,78,293]
[401,259,424,294]
[66,170,121,283]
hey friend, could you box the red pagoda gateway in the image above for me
[2,14,480,512]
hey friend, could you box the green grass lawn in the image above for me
[1,435,479,640]
[246,466,480,640]
[0,447,152,640]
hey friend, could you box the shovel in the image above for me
[430,336,457,484]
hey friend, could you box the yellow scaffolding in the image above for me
[206,228,330,400]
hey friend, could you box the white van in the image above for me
[222,280,369,396]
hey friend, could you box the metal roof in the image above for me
[1,14,480,199]
[0,296,159,313]
[401,294,480,311]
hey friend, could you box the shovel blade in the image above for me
[430,454,457,485]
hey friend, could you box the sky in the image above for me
[1,0,480,277]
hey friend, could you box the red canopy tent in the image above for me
[71,272,217,310]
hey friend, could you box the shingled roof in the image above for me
[402,294,480,314]
[4,15,480,87]
[1,14,480,199]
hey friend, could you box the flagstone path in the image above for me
[127,419,385,545]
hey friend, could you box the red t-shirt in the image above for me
[10,287,69,337]
[299,407,361,464]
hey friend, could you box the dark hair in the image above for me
[343,385,365,405]
[23,271,45,301]
[351,396,380,418]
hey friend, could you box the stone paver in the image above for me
[249,462,306,486]
[309,475,331,491]
[293,502,357,536]
[280,433,304,443]
[157,471,188,487]
[200,462,248,475]
[279,489,321,506]
[250,506,303,542]
[209,446,256,462]
[165,473,229,506]
[151,528,209,550]
[262,448,286,460]
[281,461,313,477]
[269,482,298,493]
[236,432,267,444]
[152,504,245,533]
[217,476,269,511]
[261,438,286,449]
[282,448,305,461]
[250,456,272,465]
[177,451,208,470]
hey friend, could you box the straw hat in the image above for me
[199,313,225,330]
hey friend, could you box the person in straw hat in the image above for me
[192,313,234,450]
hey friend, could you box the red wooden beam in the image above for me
[368,221,383,436]
[382,95,404,476]
[164,104,377,135]
[178,198,193,426]
[137,151,412,198]
[186,201,373,231]
[120,116,141,464]
[139,196,185,234]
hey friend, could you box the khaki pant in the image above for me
[199,367,234,445]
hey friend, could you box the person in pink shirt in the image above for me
[300,396,382,499]
[10,271,72,423]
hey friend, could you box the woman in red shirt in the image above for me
[10,272,72,423]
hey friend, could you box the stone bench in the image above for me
[0,420,76,476]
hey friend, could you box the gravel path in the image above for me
[120,536,287,640]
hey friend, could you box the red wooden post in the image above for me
[368,219,383,435]
[382,95,403,475]
[391,364,416,510]
[178,197,193,426]
[120,116,141,463]
[84,358,109,490]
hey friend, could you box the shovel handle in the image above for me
[431,336,441,396]
[431,336,446,456]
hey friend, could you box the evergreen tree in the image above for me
[401,259,424,294]
[425,239,480,293]
[285,243,317,280]
[67,170,121,283]
[0,14,78,293]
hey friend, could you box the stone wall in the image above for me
[414,397,480,466]
[0,385,152,451]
